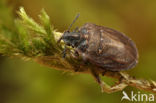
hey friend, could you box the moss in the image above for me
[0,7,155,94]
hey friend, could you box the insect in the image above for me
[58,14,139,91]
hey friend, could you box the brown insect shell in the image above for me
[77,23,138,71]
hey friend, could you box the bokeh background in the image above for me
[0,0,156,103]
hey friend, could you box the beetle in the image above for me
[58,14,139,91]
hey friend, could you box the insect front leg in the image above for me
[62,45,67,58]
[74,50,79,57]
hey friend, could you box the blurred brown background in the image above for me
[0,0,156,103]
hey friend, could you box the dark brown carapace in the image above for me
[58,14,139,92]
[78,23,138,71]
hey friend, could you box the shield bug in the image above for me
[58,14,139,91]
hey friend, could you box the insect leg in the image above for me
[90,68,128,93]
[89,68,105,92]
[100,81,128,93]
[62,45,67,58]
[74,50,79,57]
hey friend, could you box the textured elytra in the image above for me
[77,23,138,71]
[61,22,138,72]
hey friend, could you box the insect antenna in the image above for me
[67,13,80,31]
[57,13,80,43]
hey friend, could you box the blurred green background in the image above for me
[0,0,156,103]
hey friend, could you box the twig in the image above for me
[35,55,156,94]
